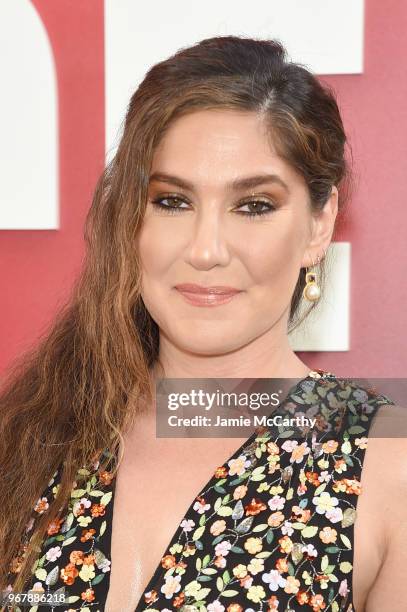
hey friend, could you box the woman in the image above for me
[0,36,405,612]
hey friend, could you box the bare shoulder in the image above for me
[361,403,407,611]
[364,402,407,505]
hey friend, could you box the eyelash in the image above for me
[150,195,276,219]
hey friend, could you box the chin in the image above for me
[174,332,246,356]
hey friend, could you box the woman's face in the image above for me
[138,109,327,356]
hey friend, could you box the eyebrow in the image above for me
[148,172,290,193]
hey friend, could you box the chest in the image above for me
[105,435,249,611]
[104,433,385,612]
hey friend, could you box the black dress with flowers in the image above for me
[5,371,395,612]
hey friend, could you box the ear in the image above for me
[301,186,339,268]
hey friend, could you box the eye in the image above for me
[150,195,190,214]
[235,199,276,218]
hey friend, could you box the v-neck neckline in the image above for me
[103,368,335,611]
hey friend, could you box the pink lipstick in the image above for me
[174,283,242,307]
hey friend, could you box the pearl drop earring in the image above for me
[303,253,323,302]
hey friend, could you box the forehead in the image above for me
[150,109,303,189]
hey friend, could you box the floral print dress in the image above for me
[5,370,395,612]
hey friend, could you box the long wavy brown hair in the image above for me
[0,35,352,596]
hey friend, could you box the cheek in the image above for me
[136,225,167,326]
[137,220,176,277]
[239,224,305,319]
[136,221,185,329]
[242,228,301,287]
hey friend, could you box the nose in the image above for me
[185,204,231,270]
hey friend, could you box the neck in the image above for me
[152,330,312,380]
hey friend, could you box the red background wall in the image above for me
[0,0,406,379]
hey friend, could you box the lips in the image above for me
[174,284,242,307]
[174,283,241,295]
